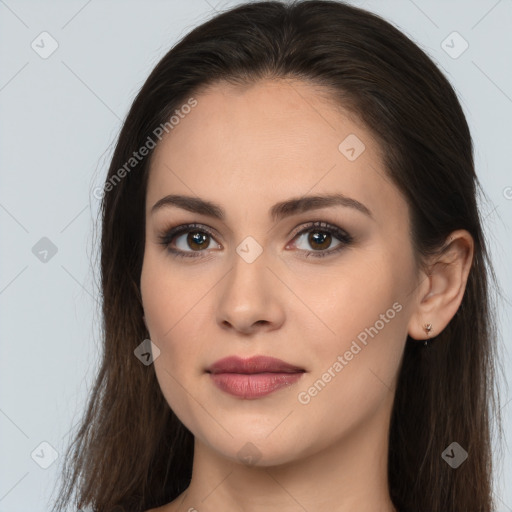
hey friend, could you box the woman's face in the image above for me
[140,79,422,466]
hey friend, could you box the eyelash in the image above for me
[157,221,353,260]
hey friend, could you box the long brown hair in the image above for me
[50,1,503,511]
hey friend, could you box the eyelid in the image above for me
[288,220,351,243]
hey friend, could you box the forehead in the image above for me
[152,78,378,166]
[146,79,405,226]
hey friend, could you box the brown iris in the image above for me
[187,231,209,251]
[307,230,332,251]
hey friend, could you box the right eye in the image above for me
[158,223,222,258]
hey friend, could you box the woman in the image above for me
[51,1,503,511]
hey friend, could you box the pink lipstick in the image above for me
[207,355,305,399]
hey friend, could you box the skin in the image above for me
[141,78,473,512]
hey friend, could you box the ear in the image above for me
[407,229,474,340]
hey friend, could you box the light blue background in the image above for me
[0,1,511,510]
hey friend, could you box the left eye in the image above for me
[288,221,353,258]
[292,227,342,254]
[158,221,352,259]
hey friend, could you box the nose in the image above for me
[215,248,286,336]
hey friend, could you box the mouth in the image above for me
[206,355,305,399]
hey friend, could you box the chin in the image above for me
[191,421,318,468]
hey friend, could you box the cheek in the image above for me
[295,254,408,352]
[140,252,214,416]
[140,250,206,343]
[292,253,411,411]
[290,293,407,456]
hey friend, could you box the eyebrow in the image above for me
[150,193,373,222]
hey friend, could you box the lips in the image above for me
[206,355,305,399]
[207,355,305,374]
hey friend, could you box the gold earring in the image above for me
[423,322,433,347]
